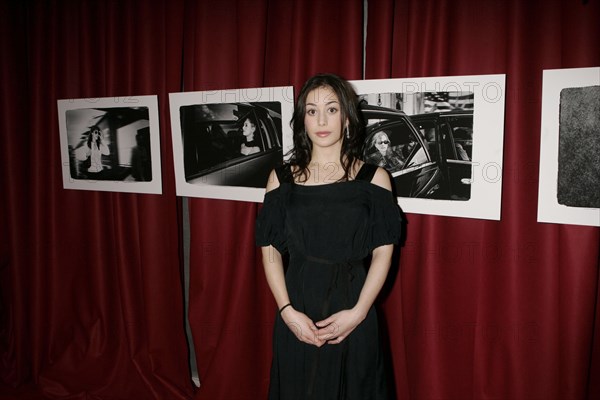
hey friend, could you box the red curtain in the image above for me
[1,0,599,399]
[0,0,193,398]
[0,0,30,386]
[366,0,600,399]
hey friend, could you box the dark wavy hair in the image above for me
[287,73,365,183]
[87,126,103,149]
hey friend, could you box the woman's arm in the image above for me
[99,143,109,155]
[352,244,393,320]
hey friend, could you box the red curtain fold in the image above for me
[0,0,32,386]
[1,0,194,398]
[366,0,600,399]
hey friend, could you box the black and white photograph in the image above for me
[557,86,599,208]
[169,87,294,202]
[57,96,162,194]
[359,91,474,201]
[538,67,600,227]
[351,75,506,220]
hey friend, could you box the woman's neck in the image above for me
[309,144,342,167]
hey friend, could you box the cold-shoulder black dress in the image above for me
[256,163,402,400]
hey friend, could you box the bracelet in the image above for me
[279,303,292,315]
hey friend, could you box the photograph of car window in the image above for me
[179,102,283,188]
[359,91,474,200]
[446,116,473,161]
[414,119,441,161]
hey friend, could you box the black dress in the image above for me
[256,163,402,400]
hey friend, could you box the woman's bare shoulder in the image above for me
[370,166,393,191]
[265,169,281,192]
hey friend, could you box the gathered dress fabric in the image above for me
[256,163,402,400]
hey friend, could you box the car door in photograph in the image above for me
[410,111,473,200]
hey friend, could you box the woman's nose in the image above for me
[318,112,326,126]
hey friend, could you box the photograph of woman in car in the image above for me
[178,101,284,189]
[358,91,475,201]
[365,129,406,170]
[234,116,262,156]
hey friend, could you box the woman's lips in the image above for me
[315,131,331,137]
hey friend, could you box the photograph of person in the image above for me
[359,91,474,201]
[75,125,110,179]
[65,107,153,182]
[179,102,282,188]
[58,96,162,194]
[365,129,406,170]
[237,116,262,155]
[169,86,294,202]
[256,73,402,399]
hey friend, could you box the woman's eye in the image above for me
[306,109,316,116]
[328,107,338,114]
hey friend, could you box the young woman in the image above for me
[256,73,402,399]
[239,116,261,155]
[366,130,406,171]
[75,125,109,178]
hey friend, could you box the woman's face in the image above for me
[303,85,345,150]
[374,133,390,154]
[242,119,256,137]
[91,129,101,140]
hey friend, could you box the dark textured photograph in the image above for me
[359,91,474,201]
[557,85,600,208]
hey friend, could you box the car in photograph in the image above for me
[409,110,473,200]
[361,105,473,200]
[179,102,283,188]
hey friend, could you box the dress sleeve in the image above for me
[255,188,287,254]
[368,187,403,251]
